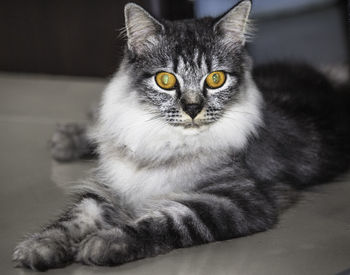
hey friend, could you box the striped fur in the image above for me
[14,0,350,271]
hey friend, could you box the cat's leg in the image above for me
[12,193,125,271]
[77,180,295,266]
[50,123,97,162]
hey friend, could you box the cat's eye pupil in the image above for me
[162,74,169,85]
[212,73,220,83]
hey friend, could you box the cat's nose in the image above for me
[183,103,203,119]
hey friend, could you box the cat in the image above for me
[13,0,350,271]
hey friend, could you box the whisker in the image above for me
[221,113,257,123]
[145,114,163,123]
[226,110,256,116]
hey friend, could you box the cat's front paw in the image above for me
[13,234,73,271]
[76,230,133,266]
[50,123,88,162]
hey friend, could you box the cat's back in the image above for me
[246,62,350,188]
[252,62,335,115]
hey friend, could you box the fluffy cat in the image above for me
[13,0,350,271]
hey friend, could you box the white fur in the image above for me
[91,65,263,206]
[66,198,104,237]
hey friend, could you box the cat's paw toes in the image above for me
[13,235,72,271]
[77,231,129,266]
[50,123,86,162]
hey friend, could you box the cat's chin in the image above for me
[169,119,212,136]
[179,124,210,136]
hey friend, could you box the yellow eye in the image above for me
[205,71,226,89]
[155,72,177,90]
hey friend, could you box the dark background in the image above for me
[0,0,349,77]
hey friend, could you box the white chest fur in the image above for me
[99,153,218,206]
[92,69,263,205]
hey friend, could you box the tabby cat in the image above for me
[13,0,350,271]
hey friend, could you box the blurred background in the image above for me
[1,0,349,77]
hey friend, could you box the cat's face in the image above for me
[123,0,252,129]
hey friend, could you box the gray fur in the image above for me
[13,0,350,271]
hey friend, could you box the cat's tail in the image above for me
[322,64,350,123]
[334,79,350,163]
[320,64,350,116]
[318,69,350,184]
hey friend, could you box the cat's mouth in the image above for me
[165,110,218,129]
[184,121,201,128]
[179,119,215,132]
[167,117,216,129]
[178,109,217,128]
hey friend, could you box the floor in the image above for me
[1,73,350,275]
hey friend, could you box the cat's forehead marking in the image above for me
[176,56,188,75]
[200,55,208,73]
[211,56,220,71]
[193,49,199,66]
[175,54,209,89]
[176,52,209,74]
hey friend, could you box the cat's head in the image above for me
[97,0,261,161]
[121,0,253,130]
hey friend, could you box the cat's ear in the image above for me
[124,3,164,54]
[213,0,252,45]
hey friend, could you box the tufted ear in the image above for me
[213,0,252,45]
[124,3,164,54]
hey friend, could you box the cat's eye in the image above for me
[155,72,177,90]
[205,71,226,89]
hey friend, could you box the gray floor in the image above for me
[1,73,350,275]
